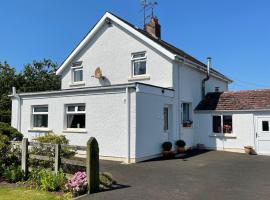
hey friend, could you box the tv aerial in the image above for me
[140,0,158,26]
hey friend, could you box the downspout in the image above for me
[12,87,21,132]
[125,87,130,164]
[201,57,211,99]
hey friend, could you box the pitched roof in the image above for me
[196,89,270,111]
[56,12,232,82]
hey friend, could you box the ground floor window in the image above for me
[164,107,169,131]
[182,102,192,127]
[32,106,48,128]
[66,104,86,129]
[213,115,232,134]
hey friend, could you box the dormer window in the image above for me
[131,52,147,76]
[72,66,83,83]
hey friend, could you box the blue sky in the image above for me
[0,0,270,90]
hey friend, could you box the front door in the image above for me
[256,116,270,155]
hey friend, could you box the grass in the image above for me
[0,185,63,200]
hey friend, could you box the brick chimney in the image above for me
[144,17,161,39]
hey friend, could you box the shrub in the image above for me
[162,142,172,151]
[65,171,88,197]
[28,168,67,191]
[100,172,115,189]
[0,122,23,140]
[175,140,186,148]
[3,165,23,183]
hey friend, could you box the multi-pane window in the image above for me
[164,107,169,131]
[72,66,83,82]
[182,103,192,127]
[131,52,146,76]
[213,115,233,134]
[32,106,48,128]
[66,105,86,129]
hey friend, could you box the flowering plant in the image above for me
[65,171,88,196]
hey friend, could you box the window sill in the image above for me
[128,75,150,81]
[209,134,236,138]
[62,129,87,133]
[28,128,52,132]
[69,81,85,87]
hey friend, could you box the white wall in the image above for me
[61,21,173,90]
[195,112,255,151]
[136,91,174,159]
[16,88,136,159]
[176,62,228,147]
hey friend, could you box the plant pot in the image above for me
[176,147,185,154]
[163,150,175,158]
[244,146,253,155]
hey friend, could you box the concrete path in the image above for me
[79,151,270,200]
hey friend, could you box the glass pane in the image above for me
[133,61,146,75]
[67,106,75,112]
[33,114,48,127]
[262,121,269,131]
[78,106,85,111]
[183,103,190,122]
[213,116,221,133]
[223,115,232,133]
[34,106,48,113]
[74,69,83,82]
[132,52,145,59]
[164,107,169,131]
[67,114,85,128]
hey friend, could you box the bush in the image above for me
[162,142,172,151]
[28,168,67,192]
[0,122,23,140]
[3,165,23,183]
[175,140,186,148]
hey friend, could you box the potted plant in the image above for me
[175,140,186,153]
[162,142,174,158]
[244,146,253,155]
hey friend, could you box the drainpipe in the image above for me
[201,57,211,99]
[125,87,131,164]
[12,87,21,132]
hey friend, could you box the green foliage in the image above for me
[100,172,116,189]
[28,168,67,192]
[3,164,23,183]
[0,122,23,140]
[162,141,172,151]
[33,133,69,145]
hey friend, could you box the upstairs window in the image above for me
[66,104,86,129]
[72,66,83,83]
[213,115,233,134]
[32,106,48,128]
[131,52,146,76]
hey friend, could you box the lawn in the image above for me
[0,185,63,200]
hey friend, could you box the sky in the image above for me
[0,0,270,91]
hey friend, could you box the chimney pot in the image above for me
[144,17,161,39]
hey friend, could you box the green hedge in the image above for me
[0,122,23,140]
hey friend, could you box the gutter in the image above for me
[11,87,21,132]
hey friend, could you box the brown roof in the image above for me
[196,89,270,111]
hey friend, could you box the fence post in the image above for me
[54,144,61,174]
[86,137,99,194]
[21,138,28,179]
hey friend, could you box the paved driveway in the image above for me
[80,151,270,200]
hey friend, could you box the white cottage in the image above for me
[10,12,233,163]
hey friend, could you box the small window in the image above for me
[32,106,48,128]
[182,103,192,127]
[66,104,86,129]
[213,115,233,134]
[131,52,146,76]
[72,67,83,82]
[164,107,169,131]
[262,121,269,132]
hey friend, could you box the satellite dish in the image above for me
[94,67,103,79]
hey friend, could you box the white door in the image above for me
[256,116,270,155]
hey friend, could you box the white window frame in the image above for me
[65,104,86,130]
[181,102,193,127]
[71,66,83,83]
[32,105,48,128]
[131,51,147,77]
[212,114,233,134]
